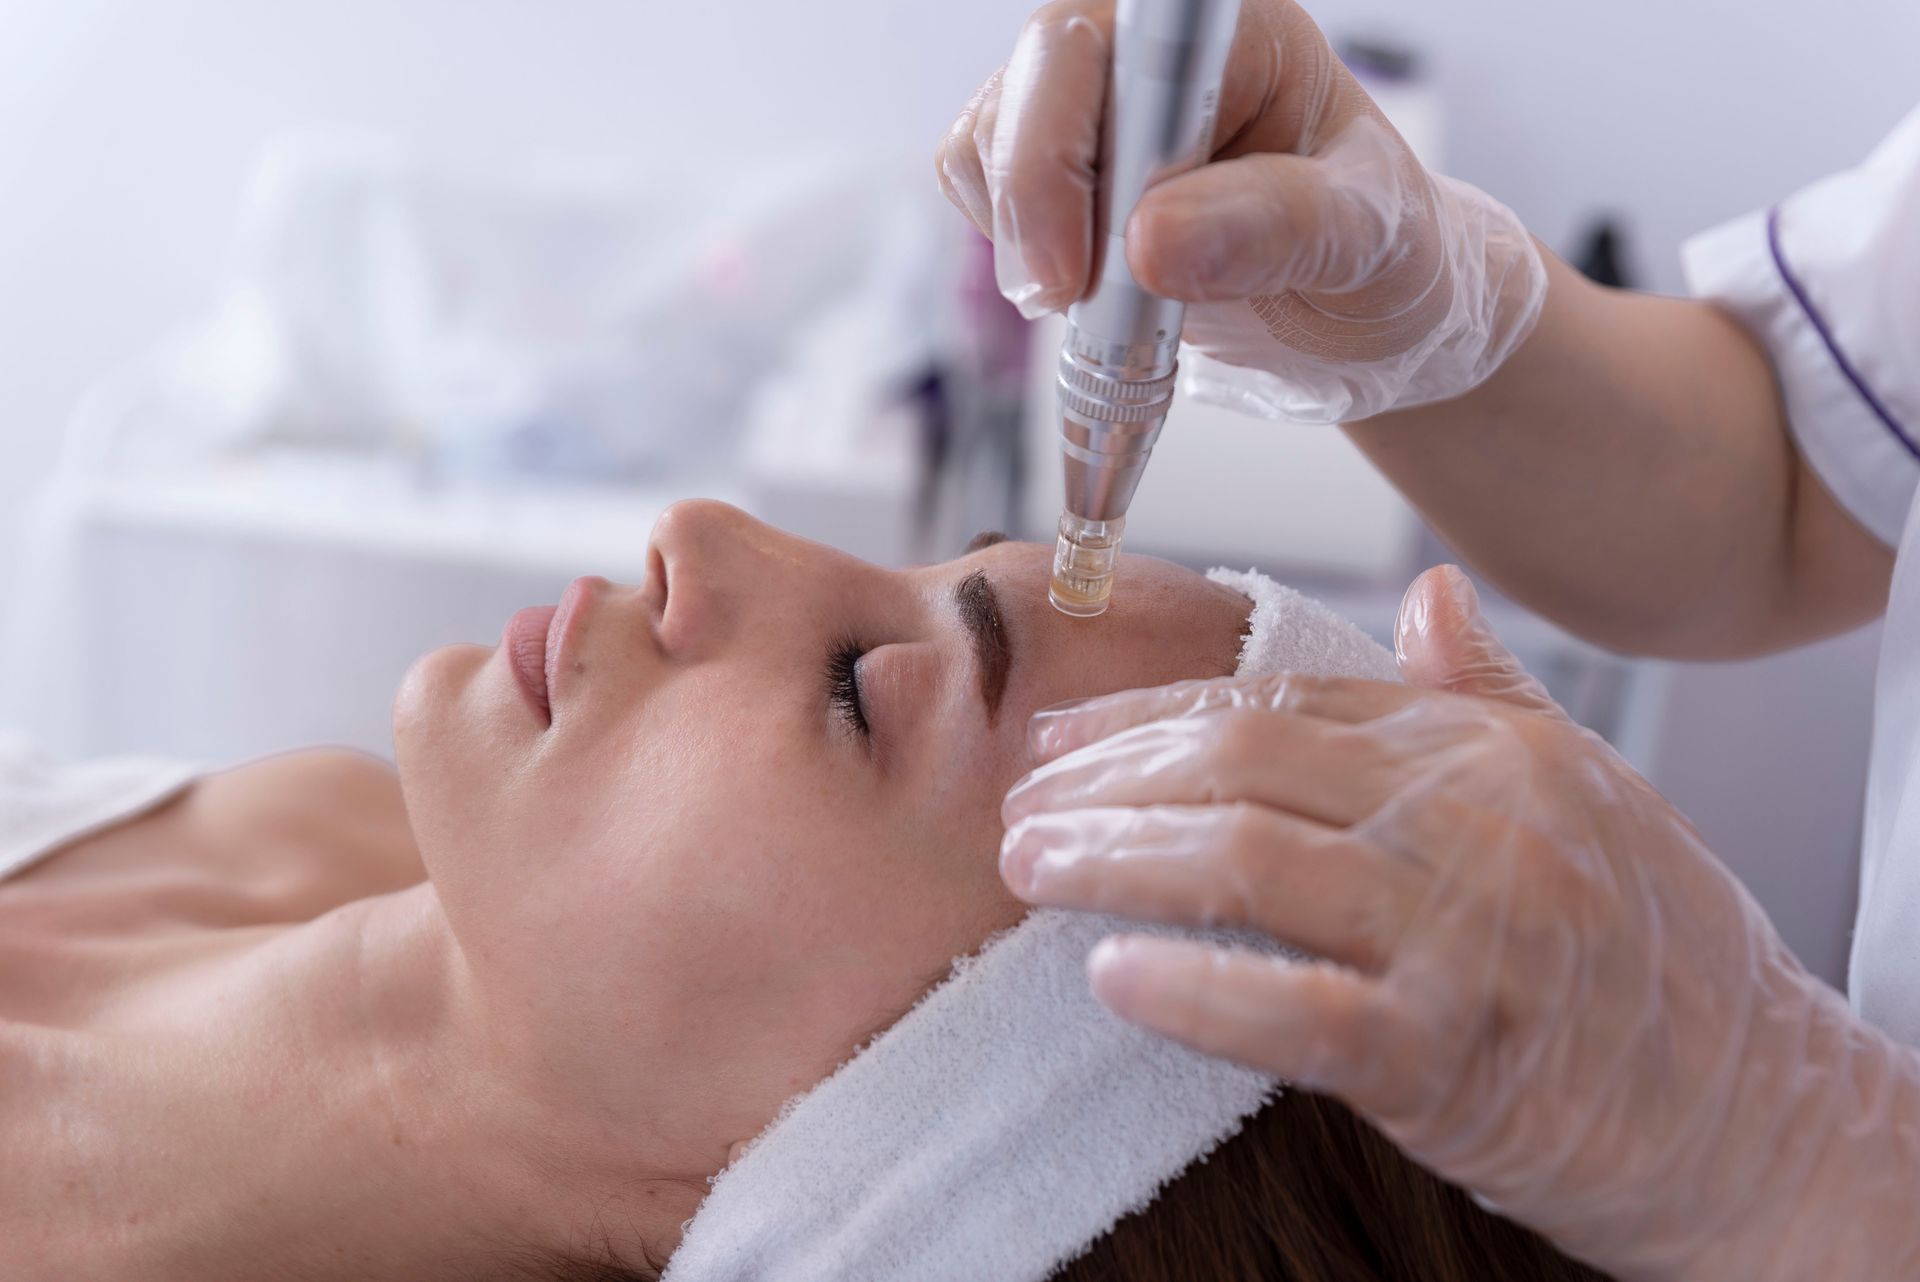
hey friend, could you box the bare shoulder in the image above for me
[203,748,408,838]
[170,747,426,905]
[7,748,425,926]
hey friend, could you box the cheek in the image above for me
[410,652,1032,1098]
[601,788,911,1086]
[652,774,887,961]
[528,684,878,970]
[648,778,1023,1070]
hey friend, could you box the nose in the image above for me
[647,499,796,657]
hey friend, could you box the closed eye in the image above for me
[825,640,870,738]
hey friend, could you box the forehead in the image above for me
[959,538,1220,595]
[962,539,1242,612]
[955,540,1250,684]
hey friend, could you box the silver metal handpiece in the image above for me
[1049,0,1241,618]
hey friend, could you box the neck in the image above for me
[27,886,701,1280]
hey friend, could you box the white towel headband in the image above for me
[663,569,1400,1282]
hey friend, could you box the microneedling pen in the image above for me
[1049,0,1241,618]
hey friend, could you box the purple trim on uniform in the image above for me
[1765,204,1920,461]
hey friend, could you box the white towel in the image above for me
[0,733,199,885]
[1204,567,1400,689]
[662,569,1399,1282]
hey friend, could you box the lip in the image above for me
[504,604,558,723]
[544,576,606,713]
[503,576,606,726]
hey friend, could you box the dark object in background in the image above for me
[1572,216,1637,289]
[1338,35,1421,85]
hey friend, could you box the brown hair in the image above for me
[532,1087,1609,1282]
[1056,1087,1609,1281]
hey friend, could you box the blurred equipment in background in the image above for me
[1571,214,1638,287]
[4,134,962,762]
[915,234,1035,560]
[82,134,933,484]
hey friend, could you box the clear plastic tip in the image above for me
[1049,512,1126,618]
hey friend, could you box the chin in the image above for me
[392,642,494,768]
[391,642,510,885]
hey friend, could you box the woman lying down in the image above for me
[1,500,1607,1282]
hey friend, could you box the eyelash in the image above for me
[825,640,870,738]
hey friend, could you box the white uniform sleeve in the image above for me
[1682,105,1920,548]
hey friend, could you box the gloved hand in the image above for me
[936,0,1547,422]
[999,565,1920,1281]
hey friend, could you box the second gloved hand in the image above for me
[936,0,1547,422]
[998,566,1920,1281]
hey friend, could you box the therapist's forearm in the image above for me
[1344,250,1893,659]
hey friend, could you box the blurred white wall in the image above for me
[1621,624,1883,985]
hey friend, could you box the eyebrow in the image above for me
[954,568,1012,721]
[965,530,1010,553]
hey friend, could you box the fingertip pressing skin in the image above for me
[997,813,1043,898]
[1086,933,1153,1019]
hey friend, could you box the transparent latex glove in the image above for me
[998,565,1920,1281]
[935,0,1547,422]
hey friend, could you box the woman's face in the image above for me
[393,500,1249,1172]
